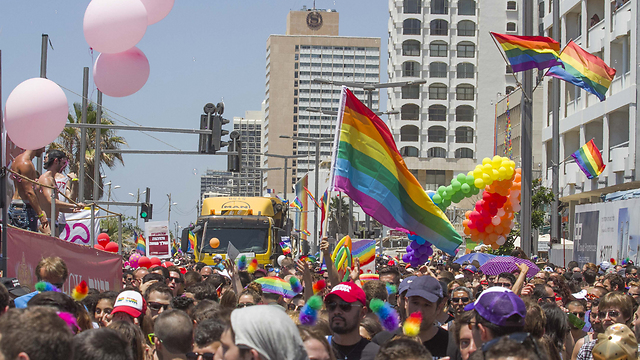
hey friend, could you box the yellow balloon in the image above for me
[483,163,493,173]
[482,157,491,165]
[492,156,502,168]
[499,167,508,179]
[483,173,493,185]
[474,178,485,189]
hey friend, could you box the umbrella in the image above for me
[479,256,540,278]
[454,253,497,266]
[254,276,297,298]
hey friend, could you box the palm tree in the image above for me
[50,102,127,201]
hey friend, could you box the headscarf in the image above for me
[230,305,309,360]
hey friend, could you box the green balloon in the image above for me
[442,199,452,208]
[457,173,467,183]
[443,191,452,200]
[461,183,471,193]
[471,186,480,195]
[446,185,453,193]
[432,194,442,204]
[451,180,461,191]
[438,186,446,195]
[466,174,475,186]
[451,193,462,203]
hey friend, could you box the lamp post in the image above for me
[167,193,177,224]
[105,182,120,211]
[129,189,145,228]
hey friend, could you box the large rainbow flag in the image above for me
[547,40,616,101]
[188,230,196,251]
[491,32,562,72]
[330,87,462,254]
[571,139,606,179]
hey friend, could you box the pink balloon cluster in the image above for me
[83,0,174,97]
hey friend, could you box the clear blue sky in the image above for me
[0,0,389,232]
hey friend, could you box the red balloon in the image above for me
[150,257,162,266]
[104,242,119,253]
[138,256,151,268]
[97,233,110,247]
[162,261,174,268]
[94,244,105,251]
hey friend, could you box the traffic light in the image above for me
[212,115,229,153]
[199,102,230,154]
[198,114,210,154]
[140,202,153,220]
[227,131,242,173]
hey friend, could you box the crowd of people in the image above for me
[1,243,640,360]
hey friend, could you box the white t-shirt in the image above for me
[55,174,69,224]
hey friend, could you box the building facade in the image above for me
[387,0,522,190]
[263,8,381,199]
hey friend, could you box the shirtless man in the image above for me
[8,148,47,232]
[36,150,84,235]
[44,150,79,234]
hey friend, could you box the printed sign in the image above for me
[59,209,101,245]
[145,221,171,258]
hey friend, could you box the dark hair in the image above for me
[453,310,475,344]
[0,283,10,311]
[219,289,238,309]
[541,303,569,352]
[44,149,67,170]
[450,263,462,273]
[438,271,455,284]
[154,310,193,354]
[195,262,207,272]
[360,316,383,339]
[186,282,218,302]
[144,282,173,300]
[497,272,517,285]
[189,299,220,323]
[374,336,432,360]
[0,306,74,360]
[378,267,401,285]
[583,270,596,285]
[184,271,202,288]
[604,273,625,292]
[73,328,134,360]
[194,318,226,347]
[148,266,169,279]
[363,280,389,308]
[108,321,147,360]
[567,261,579,270]
[298,326,336,360]
[91,291,118,316]
[204,273,227,291]
[475,310,524,338]
[483,335,543,360]
[171,296,195,312]
[523,298,546,339]
[238,271,252,288]
[510,248,529,260]
[142,273,165,284]
[531,284,550,302]
[239,288,261,304]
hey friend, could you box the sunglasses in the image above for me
[169,276,184,284]
[148,302,170,312]
[237,303,255,308]
[326,301,362,312]
[495,282,512,288]
[186,352,214,360]
[148,333,161,344]
[451,297,470,304]
[288,303,303,311]
[597,310,620,319]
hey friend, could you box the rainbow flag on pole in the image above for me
[330,87,462,254]
[491,32,562,72]
[135,233,146,255]
[547,40,616,101]
[290,197,303,211]
[279,240,291,255]
[571,139,606,179]
[303,186,321,208]
[320,189,329,234]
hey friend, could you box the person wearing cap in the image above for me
[592,323,638,360]
[324,282,379,360]
[463,265,476,283]
[108,290,147,326]
[396,275,417,321]
[464,287,526,359]
[372,276,450,358]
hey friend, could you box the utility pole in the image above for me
[78,67,89,202]
[93,90,103,202]
[167,193,176,225]
[520,0,534,256]
[551,0,561,248]
[37,34,48,174]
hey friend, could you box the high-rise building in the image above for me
[263,8,381,199]
[387,0,521,190]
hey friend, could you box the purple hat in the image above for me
[398,276,417,295]
[464,287,525,327]
[405,276,443,303]
[464,265,477,273]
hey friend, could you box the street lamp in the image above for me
[262,153,307,200]
[104,182,120,211]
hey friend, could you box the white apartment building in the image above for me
[387,0,522,190]
[540,0,639,214]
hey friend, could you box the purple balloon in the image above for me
[410,241,420,250]
[402,253,412,263]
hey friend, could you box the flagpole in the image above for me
[557,138,595,165]
[198,221,208,262]
[489,32,527,97]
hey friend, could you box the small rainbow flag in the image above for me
[254,276,297,298]
[280,240,291,255]
[188,231,196,251]
[491,32,562,72]
[136,233,146,255]
[331,87,462,254]
[304,186,321,208]
[320,189,329,235]
[295,229,311,236]
[352,240,376,266]
[571,139,606,179]
[359,274,379,282]
[290,197,303,211]
[171,239,180,256]
[547,40,616,101]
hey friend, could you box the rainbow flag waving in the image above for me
[547,40,616,101]
[330,87,462,254]
[491,32,562,72]
[188,231,196,251]
[279,240,291,255]
[135,233,146,255]
[303,186,321,208]
[571,139,606,179]
[290,197,303,211]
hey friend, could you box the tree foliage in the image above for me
[327,195,353,239]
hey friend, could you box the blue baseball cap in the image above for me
[464,287,525,327]
[398,276,417,295]
[464,265,477,273]
[405,276,443,303]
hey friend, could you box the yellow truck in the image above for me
[188,196,288,266]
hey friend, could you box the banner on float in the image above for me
[145,221,171,258]
[59,209,101,245]
[575,198,640,265]
[6,226,122,293]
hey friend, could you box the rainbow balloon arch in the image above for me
[403,156,522,267]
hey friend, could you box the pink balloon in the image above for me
[93,47,150,97]
[4,78,68,150]
[105,242,119,253]
[140,0,174,25]
[83,0,148,54]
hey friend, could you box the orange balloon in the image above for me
[491,242,501,250]
[464,227,472,235]
[485,224,495,233]
[470,228,480,236]
[478,232,487,241]
[495,225,504,234]
[465,210,472,218]
[489,233,499,243]
[209,238,220,248]
[470,234,480,242]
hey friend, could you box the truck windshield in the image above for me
[199,227,269,254]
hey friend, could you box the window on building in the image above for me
[429,62,448,78]
[401,104,420,120]
[429,41,448,57]
[402,40,421,56]
[455,147,474,158]
[402,84,421,99]
[403,61,420,77]
[429,105,447,121]
[507,22,517,32]
[457,20,476,36]
[429,83,447,100]
[455,126,474,143]
[456,84,475,100]
[506,86,515,94]
[427,147,447,158]
[403,19,422,35]
[404,0,422,13]
[400,125,419,141]
[428,126,447,142]
[456,63,475,78]
[458,0,476,15]
[400,146,420,157]
[457,42,475,57]
[430,20,449,35]
[507,1,517,10]
[425,170,446,189]
[456,105,474,121]
[431,0,448,14]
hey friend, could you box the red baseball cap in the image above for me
[111,290,146,318]
[324,282,366,305]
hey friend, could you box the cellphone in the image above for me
[567,313,586,329]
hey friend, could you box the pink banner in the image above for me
[6,227,122,293]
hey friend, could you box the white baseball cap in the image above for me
[111,290,146,318]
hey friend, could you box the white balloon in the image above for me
[492,216,501,226]
[497,208,506,217]
[497,236,506,245]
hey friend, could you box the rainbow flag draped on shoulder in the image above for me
[491,32,562,72]
[571,139,606,179]
[330,87,462,254]
[546,40,616,101]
